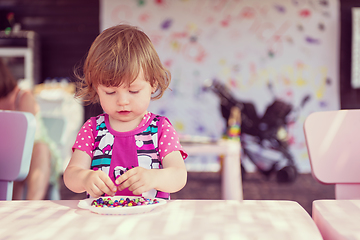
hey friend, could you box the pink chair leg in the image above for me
[0,180,13,201]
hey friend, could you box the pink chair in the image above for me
[303,109,360,199]
[0,110,36,200]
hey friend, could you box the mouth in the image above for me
[118,110,131,115]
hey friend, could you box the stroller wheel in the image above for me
[276,166,297,183]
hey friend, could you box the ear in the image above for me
[151,82,158,94]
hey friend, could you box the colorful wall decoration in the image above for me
[100,0,340,173]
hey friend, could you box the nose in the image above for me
[116,93,130,106]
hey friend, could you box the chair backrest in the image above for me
[0,110,36,200]
[303,109,360,199]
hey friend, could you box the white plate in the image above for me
[78,196,167,215]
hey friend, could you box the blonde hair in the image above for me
[75,24,171,104]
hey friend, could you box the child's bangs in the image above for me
[97,58,141,87]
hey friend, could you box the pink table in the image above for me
[0,199,321,240]
[182,139,243,201]
[313,200,360,240]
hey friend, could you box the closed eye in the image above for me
[129,90,139,94]
[106,91,115,95]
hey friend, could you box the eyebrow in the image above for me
[129,80,146,88]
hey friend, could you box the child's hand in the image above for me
[83,170,117,198]
[115,167,156,195]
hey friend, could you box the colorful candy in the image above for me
[91,197,159,208]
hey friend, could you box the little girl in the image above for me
[63,24,188,199]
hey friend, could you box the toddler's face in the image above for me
[97,69,156,131]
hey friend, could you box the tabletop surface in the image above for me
[0,199,322,240]
[313,199,360,240]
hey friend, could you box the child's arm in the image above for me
[63,149,117,198]
[115,151,187,195]
[17,90,39,115]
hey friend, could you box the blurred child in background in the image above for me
[0,58,61,200]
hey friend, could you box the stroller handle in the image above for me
[203,79,244,110]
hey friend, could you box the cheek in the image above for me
[136,95,152,109]
[98,94,111,110]
[97,93,105,104]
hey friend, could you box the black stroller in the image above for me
[204,79,310,183]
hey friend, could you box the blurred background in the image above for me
[1,0,359,215]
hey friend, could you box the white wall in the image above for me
[100,0,340,173]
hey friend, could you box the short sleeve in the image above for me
[72,119,95,157]
[158,118,188,162]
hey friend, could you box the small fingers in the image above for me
[86,171,117,197]
[95,181,116,197]
[115,168,135,185]
[87,184,108,198]
[117,175,139,191]
[126,178,142,192]
[114,167,149,194]
[129,183,148,195]
[98,172,117,195]
[87,183,105,198]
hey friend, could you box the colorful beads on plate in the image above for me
[91,197,159,208]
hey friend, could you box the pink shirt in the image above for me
[72,112,187,199]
